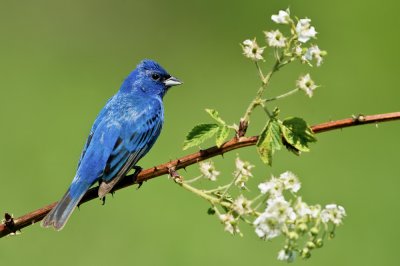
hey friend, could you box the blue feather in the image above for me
[42,59,182,231]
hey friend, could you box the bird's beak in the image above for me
[164,76,183,87]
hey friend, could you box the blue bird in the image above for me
[42,59,182,230]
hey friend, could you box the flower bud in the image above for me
[306,241,316,250]
[297,223,308,233]
[301,248,311,259]
[207,207,216,215]
[310,227,319,236]
[288,231,299,240]
[316,238,324,248]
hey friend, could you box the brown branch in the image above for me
[1,111,399,238]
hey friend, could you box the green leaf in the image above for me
[205,109,226,125]
[183,123,220,150]
[215,125,229,147]
[280,117,317,154]
[256,119,282,165]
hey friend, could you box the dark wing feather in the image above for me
[77,132,93,169]
[98,111,163,197]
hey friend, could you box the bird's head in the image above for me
[121,59,182,97]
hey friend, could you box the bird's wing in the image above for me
[98,108,163,198]
[77,132,93,170]
[77,97,114,170]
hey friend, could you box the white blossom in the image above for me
[265,196,297,223]
[296,18,317,43]
[258,176,283,198]
[235,157,254,177]
[232,195,252,215]
[296,73,317,97]
[309,205,322,219]
[277,249,295,262]
[303,45,325,66]
[294,45,304,57]
[219,213,240,234]
[271,9,290,24]
[199,161,220,181]
[293,197,322,221]
[320,204,346,225]
[264,30,287,48]
[234,157,254,189]
[254,213,282,239]
[279,171,301,193]
[254,196,298,240]
[277,249,290,261]
[242,39,265,61]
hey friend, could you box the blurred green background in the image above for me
[1,0,399,265]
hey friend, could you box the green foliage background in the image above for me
[1,0,399,265]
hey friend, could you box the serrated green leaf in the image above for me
[256,119,282,165]
[205,109,226,125]
[215,125,229,147]
[280,117,317,154]
[183,123,220,150]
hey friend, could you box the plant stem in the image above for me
[185,175,203,184]
[204,185,230,194]
[179,182,231,208]
[219,172,241,201]
[241,58,282,124]
[265,88,300,102]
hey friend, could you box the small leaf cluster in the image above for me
[183,109,234,150]
[257,109,316,165]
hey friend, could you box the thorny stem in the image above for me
[1,112,400,238]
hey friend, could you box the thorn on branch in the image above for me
[3,213,17,234]
[352,114,366,124]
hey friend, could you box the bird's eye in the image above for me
[151,73,160,81]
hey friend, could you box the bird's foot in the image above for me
[126,166,143,189]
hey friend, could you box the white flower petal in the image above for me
[271,9,290,24]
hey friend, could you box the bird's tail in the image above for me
[41,181,90,231]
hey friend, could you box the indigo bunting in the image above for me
[42,59,182,230]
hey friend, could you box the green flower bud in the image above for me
[301,248,311,259]
[288,231,299,240]
[306,241,316,250]
[316,238,324,248]
[310,227,319,236]
[297,223,308,233]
